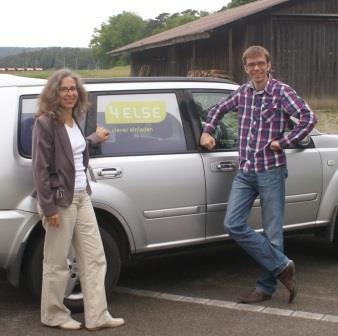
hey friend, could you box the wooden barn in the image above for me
[110,0,338,108]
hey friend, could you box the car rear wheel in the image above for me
[24,227,121,313]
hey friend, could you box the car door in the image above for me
[189,90,323,242]
[86,89,207,252]
[283,140,322,228]
[189,90,260,240]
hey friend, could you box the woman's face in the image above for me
[58,76,78,112]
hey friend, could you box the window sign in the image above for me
[95,93,186,156]
[104,101,166,124]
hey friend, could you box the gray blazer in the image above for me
[32,114,101,216]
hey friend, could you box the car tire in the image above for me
[24,227,121,313]
[332,216,338,253]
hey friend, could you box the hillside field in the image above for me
[0,66,131,79]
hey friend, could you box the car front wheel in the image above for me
[24,226,121,313]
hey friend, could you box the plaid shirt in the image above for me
[204,76,317,172]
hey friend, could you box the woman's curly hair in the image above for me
[36,68,90,122]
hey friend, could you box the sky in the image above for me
[2,0,230,48]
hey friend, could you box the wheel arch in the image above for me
[94,207,131,263]
[19,207,133,290]
[20,220,44,285]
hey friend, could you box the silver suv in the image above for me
[1,74,338,311]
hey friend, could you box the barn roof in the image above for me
[109,0,289,56]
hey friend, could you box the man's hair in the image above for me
[242,45,271,65]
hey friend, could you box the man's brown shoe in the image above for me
[238,288,272,304]
[278,260,298,303]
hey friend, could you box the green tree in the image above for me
[91,9,211,67]
[144,10,210,36]
[165,12,197,30]
[0,47,96,70]
[224,0,257,9]
[144,13,170,36]
[90,12,146,68]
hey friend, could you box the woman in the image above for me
[32,69,125,330]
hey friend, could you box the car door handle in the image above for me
[97,168,122,178]
[216,161,236,172]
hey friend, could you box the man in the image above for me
[200,45,317,304]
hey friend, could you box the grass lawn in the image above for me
[1,66,131,79]
[314,109,338,134]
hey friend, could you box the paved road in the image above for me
[1,233,338,335]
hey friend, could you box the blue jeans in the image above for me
[224,167,289,295]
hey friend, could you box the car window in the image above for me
[92,92,187,156]
[192,92,238,150]
[19,97,38,157]
[19,96,86,158]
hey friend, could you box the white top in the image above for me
[65,121,87,191]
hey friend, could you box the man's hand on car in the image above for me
[200,132,216,150]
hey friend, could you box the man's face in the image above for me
[244,54,271,88]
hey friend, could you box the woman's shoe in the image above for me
[87,317,125,330]
[58,318,82,330]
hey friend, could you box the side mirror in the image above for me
[297,134,311,148]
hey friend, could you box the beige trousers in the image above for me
[41,191,112,328]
